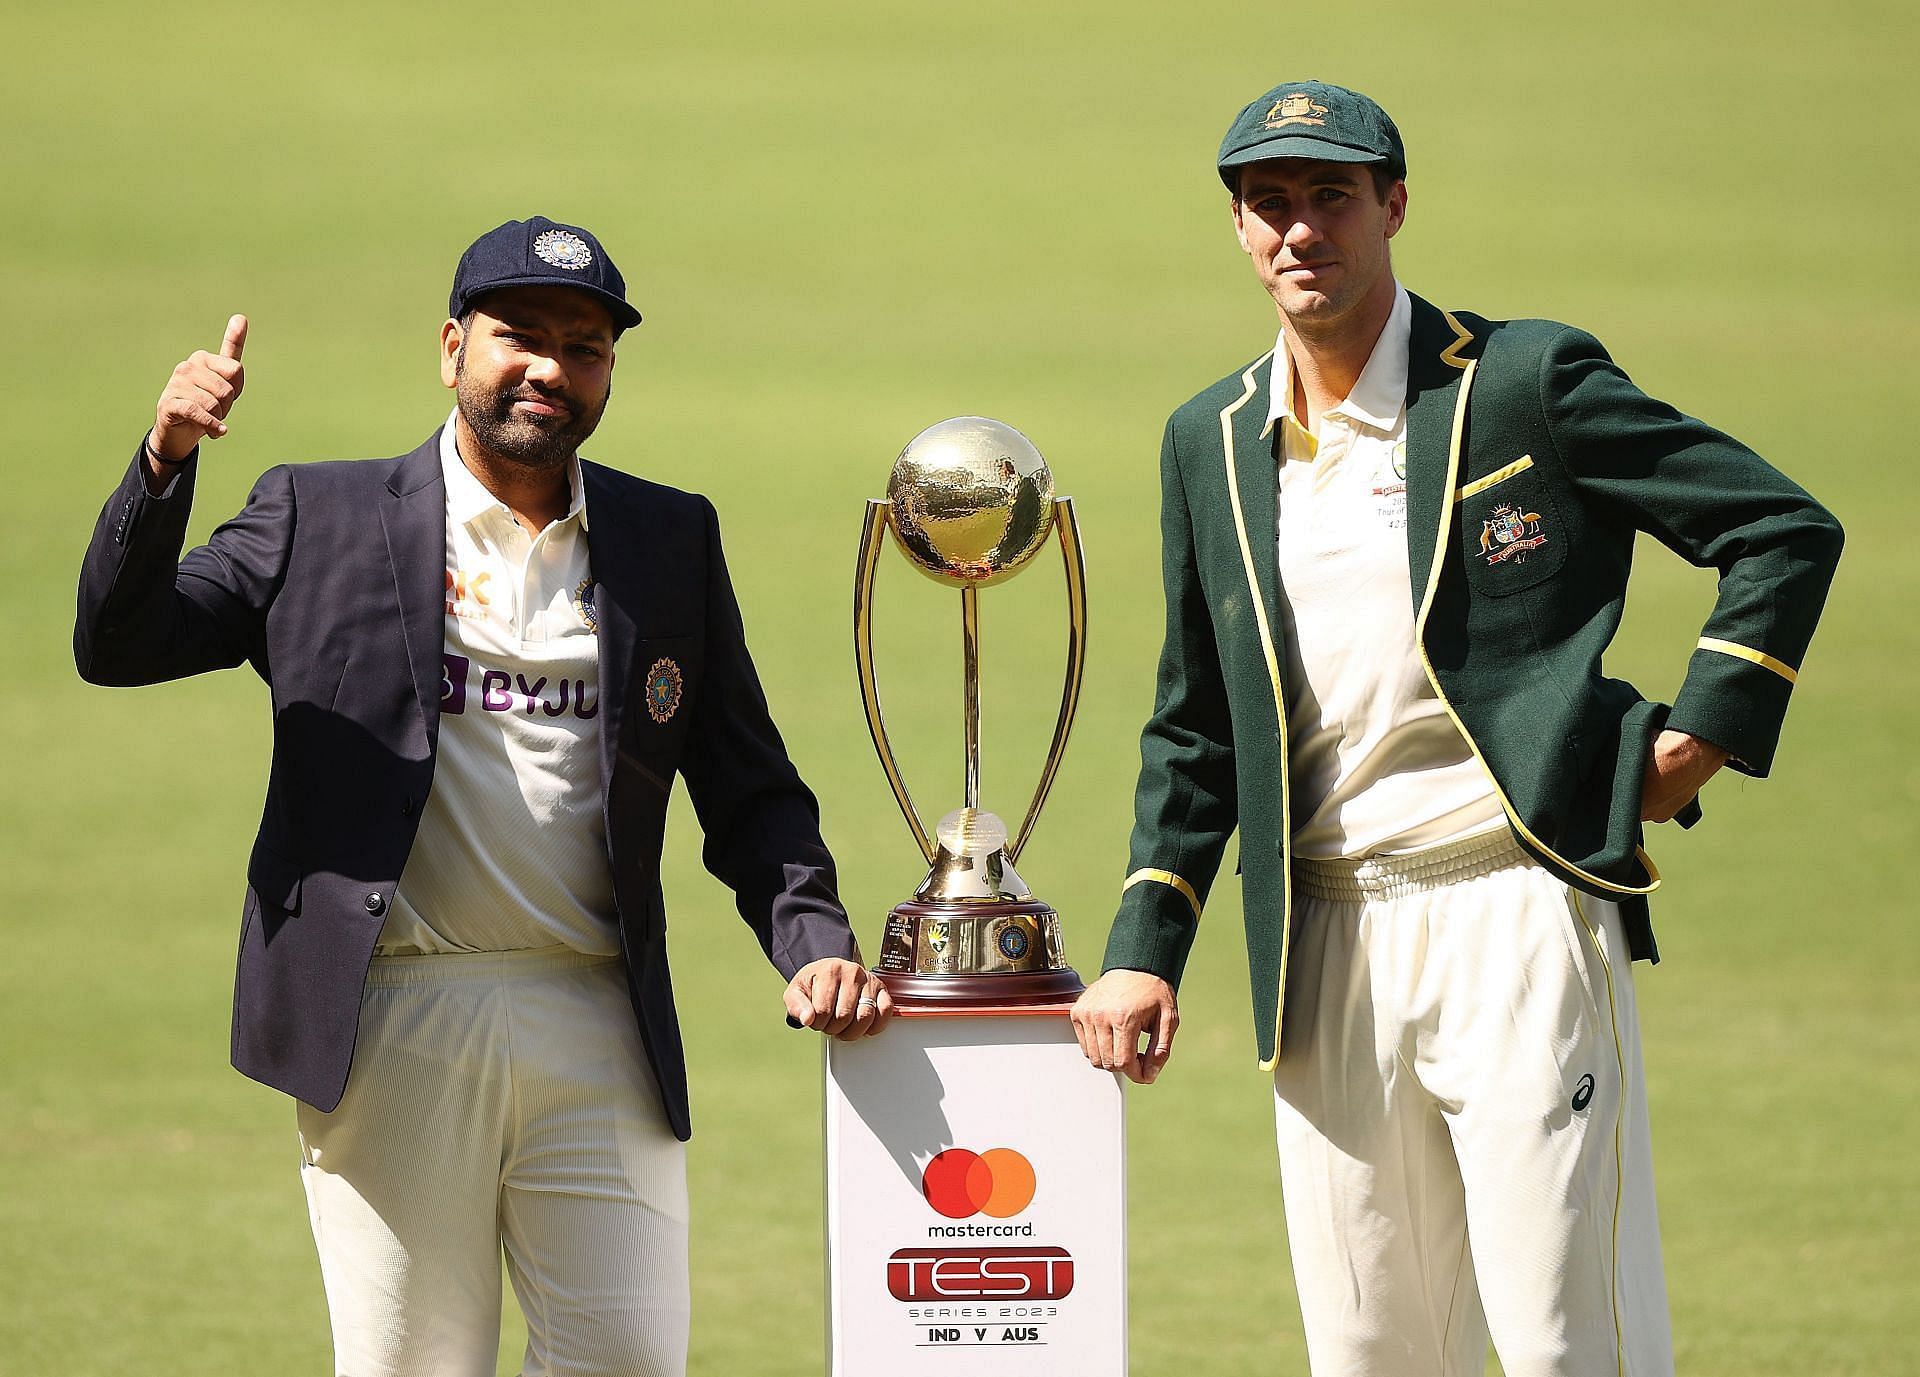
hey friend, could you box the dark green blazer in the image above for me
[1102,293,1843,1068]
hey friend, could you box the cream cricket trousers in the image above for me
[297,949,689,1377]
[1274,830,1674,1377]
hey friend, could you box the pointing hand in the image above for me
[149,315,248,469]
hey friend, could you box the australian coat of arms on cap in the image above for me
[533,229,594,271]
[1264,93,1330,128]
[644,657,684,723]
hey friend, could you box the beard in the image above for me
[454,350,608,471]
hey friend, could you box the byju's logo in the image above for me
[922,1148,1036,1220]
[1572,1073,1596,1112]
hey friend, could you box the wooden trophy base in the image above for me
[879,966,1086,1012]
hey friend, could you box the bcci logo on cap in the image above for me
[533,228,593,271]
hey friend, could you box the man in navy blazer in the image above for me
[75,216,887,1376]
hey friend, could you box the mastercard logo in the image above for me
[921,1147,1036,1219]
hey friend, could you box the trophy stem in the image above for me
[855,499,935,863]
[1008,496,1088,864]
[961,582,981,811]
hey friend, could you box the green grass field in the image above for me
[4,2,1915,1372]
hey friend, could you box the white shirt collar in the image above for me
[1264,282,1411,437]
[438,409,589,532]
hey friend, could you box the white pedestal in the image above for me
[824,1011,1126,1376]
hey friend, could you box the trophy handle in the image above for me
[1007,496,1087,865]
[855,499,936,863]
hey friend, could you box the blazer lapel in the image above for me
[1404,295,1478,609]
[582,462,640,789]
[380,435,447,745]
[1227,353,1280,629]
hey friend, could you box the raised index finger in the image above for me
[220,314,249,360]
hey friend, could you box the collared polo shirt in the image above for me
[1267,285,1503,859]
[376,414,619,955]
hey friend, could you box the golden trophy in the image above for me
[854,416,1088,1007]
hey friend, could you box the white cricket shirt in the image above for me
[1268,285,1504,859]
[376,416,620,955]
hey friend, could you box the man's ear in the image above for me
[1385,181,1408,240]
[440,319,463,389]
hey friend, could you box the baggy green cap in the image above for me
[1217,80,1406,191]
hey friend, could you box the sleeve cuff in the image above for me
[1101,871,1203,988]
[1668,640,1797,778]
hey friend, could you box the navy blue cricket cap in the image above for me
[449,216,643,333]
[1217,81,1406,191]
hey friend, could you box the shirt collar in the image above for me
[1263,282,1411,437]
[438,409,590,532]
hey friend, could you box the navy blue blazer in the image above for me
[75,431,860,1140]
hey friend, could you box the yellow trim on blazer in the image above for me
[1122,868,1202,921]
[1697,637,1798,685]
[1439,311,1475,369]
[1218,351,1294,1070]
[1412,354,1659,898]
[1456,454,1534,501]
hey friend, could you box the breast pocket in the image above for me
[1458,456,1569,596]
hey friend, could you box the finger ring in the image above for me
[857,997,878,1008]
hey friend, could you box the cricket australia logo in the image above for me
[1264,93,1330,128]
[643,657,684,723]
[1478,502,1548,566]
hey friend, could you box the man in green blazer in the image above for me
[1070,81,1841,1376]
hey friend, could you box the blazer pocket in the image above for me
[1455,453,1534,501]
[1460,463,1568,596]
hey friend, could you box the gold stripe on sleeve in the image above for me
[1122,868,1202,921]
[1456,454,1533,500]
[1697,637,1798,685]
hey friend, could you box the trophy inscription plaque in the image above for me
[853,416,1087,1007]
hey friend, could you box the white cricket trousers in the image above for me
[1274,830,1674,1377]
[297,948,689,1377]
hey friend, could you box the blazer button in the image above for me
[364,892,386,916]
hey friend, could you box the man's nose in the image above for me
[1283,215,1321,251]
[525,351,567,388]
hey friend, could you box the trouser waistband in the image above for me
[1293,828,1532,903]
[363,946,620,988]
